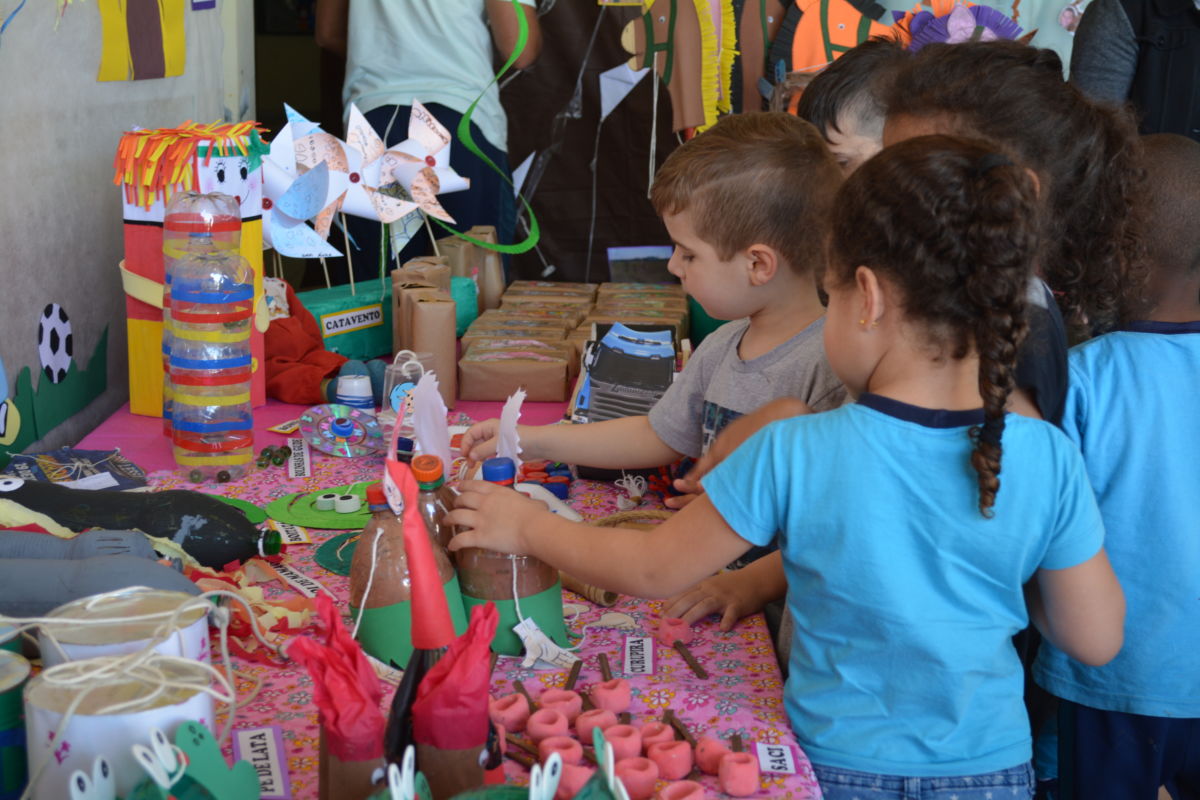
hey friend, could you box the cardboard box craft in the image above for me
[466,316,572,336]
[582,312,687,339]
[393,284,457,408]
[458,349,570,402]
[597,282,686,297]
[464,337,579,379]
[506,280,598,298]
[479,306,589,328]
[501,293,595,308]
[435,225,505,311]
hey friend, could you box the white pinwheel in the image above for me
[262,118,344,258]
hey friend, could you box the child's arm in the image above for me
[447,480,751,598]
[666,398,813,509]
[1029,549,1125,666]
[663,551,788,630]
[460,415,683,470]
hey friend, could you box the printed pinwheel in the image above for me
[262,118,344,258]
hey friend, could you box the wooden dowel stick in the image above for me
[565,659,582,690]
[513,680,538,711]
[506,734,539,758]
[663,709,695,747]
[598,652,612,682]
[731,734,744,753]
[506,748,535,769]
[673,640,708,679]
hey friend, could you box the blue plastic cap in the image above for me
[330,417,354,437]
[481,457,516,484]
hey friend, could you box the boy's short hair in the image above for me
[797,37,910,141]
[1141,134,1200,278]
[649,112,842,276]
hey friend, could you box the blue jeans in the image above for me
[814,762,1035,800]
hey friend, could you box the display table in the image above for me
[74,402,821,799]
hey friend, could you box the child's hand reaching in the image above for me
[459,419,502,462]
[445,479,548,556]
[664,571,763,630]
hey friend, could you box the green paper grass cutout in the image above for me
[175,721,261,799]
[264,482,374,529]
[315,530,357,576]
[211,495,267,525]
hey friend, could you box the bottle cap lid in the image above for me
[260,529,282,556]
[365,484,386,506]
[410,454,444,484]
[482,457,516,484]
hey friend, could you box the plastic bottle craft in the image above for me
[163,192,255,482]
[454,457,569,656]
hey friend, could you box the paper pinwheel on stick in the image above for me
[262,120,345,259]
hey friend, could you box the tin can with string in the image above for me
[37,588,210,669]
[23,655,216,799]
[0,651,30,800]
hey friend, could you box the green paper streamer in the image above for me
[461,580,568,656]
[433,0,540,255]
[350,574,469,668]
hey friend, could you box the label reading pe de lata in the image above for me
[232,725,292,799]
[624,636,655,675]
[756,742,798,774]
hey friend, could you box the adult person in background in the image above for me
[1069,0,1199,141]
[315,0,542,280]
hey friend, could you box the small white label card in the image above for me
[756,742,798,774]
[513,617,580,670]
[59,472,119,490]
[273,561,335,598]
[232,726,291,799]
[268,419,300,435]
[285,437,311,478]
[268,519,312,545]
[623,636,655,675]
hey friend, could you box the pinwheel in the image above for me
[261,120,343,258]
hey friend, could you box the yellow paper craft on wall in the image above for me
[97,0,186,82]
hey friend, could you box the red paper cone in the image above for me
[389,459,456,650]
[412,603,500,750]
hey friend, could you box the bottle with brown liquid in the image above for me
[348,484,467,668]
[410,454,458,558]
[454,457,568,655]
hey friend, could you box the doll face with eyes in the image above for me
[197,154,262,218]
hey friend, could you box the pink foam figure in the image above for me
[539,735,584,766]
[538,688,584,724]
[657,617,692,647]
[658,780,707,800]
[604,724,644,761]
[718,751,761,796]
[647,740,694,780]
[556,763,596,800]
[694,735,731,775]
[615,756,661,800]
[526,708,570,743]
[576,708,618,742]
[488,693,532,733]
[639,721,675,752]
[590,678,632,713]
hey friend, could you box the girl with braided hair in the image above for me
[445,135,1125,799]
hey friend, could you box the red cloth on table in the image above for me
[264,282,347,404]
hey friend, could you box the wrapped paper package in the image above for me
[393,285,457,408]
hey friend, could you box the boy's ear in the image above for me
[746,243,779,287]
[855,265,886,325]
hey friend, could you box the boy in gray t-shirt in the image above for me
[461,112,846,632]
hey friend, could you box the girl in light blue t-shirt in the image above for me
[446,135,1126,800]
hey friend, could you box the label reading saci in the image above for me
[756,742,797,774]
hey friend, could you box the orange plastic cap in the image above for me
[365,484,386,506]
[411,454,444,483]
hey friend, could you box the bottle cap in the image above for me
[482,457,516,485]
[260,529,282,556]
[365,484,386,507]
[410,454,444,485]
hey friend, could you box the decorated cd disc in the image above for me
[298,403,383,458]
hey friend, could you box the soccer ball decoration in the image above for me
[37,303,73,384]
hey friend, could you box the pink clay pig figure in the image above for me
[658,780,707,800]
[556,763,596,800]
[719,751,761,796]
[647,740,694,780]
[615,756,661,800]
[576,708,619,742]
[657,617,692,647]
[590,677,632,713]
[539,735,584,766]
[488,692,531,733]
[527,708,570,743]
[639,721,675,752]
[604,724,644,760]
[538,688,584,723]
[694,735,731,774]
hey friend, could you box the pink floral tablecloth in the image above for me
[147,443,821,799]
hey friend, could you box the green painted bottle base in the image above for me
[350,574,468,668]
[462,580,569,656]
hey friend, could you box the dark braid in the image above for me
[830,136,1037,515]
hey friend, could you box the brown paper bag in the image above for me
[465,225,505,311]
[458,349,570,402]
[416,742,485,800]
[318,728,381,800]
[395,285,458,407]
[393,256,451,293]
[435,235,482,314]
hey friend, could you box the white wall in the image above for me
[0,0,254,453]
